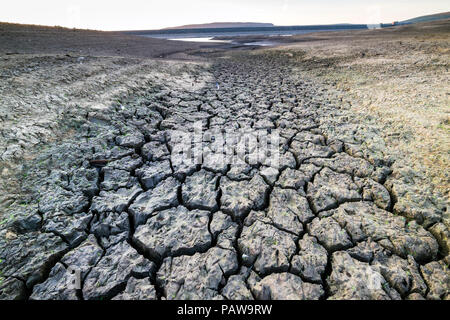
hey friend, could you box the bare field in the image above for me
[0,21,448,300]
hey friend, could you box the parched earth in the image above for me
[0,50,448,300]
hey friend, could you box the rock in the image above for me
[157,247,238,300]
[170,144,199,179]
[83,241,155,300]
[91,185,142,214]
[182,170,219,211]
[129,177,179,227]
[278,151,297,170]
[346,240,387,263]
[356,177,392,210]
[306,168,361,213]
[39,188,89,216]
[293,131,325,145]
[68,167,99,197]
[277,164,320,190]
[221,272,254,300]
[250,273,324,300]
[308,217,352,252]
[105,145,135,159]
[386,173,443,227]
[135,160,172,189]
[330,202,439,263]
[12,213,42,233]
[406,293,425,300]
[30,263,79,300]
[221,175,269,220]
[328,251,400,300]
[42,212,91,247]
[133,206,211,260]
[0,231,68,288]
[90,210,129,248]
[210,211,238,249]
[429,222,450,256]
[306,152,374,178]
[266,187,314,234]
[112,277,157,300]
[290,140,334,162]
[142,141,169,161]
[420,260,450,300]
[203,152,228,174]
[0,277,26,300]
[291,235,328,282]
[5,230,17,240]
[373,255,427,297]
[239,219,297,274]
[105,155,142,171]
[227,162,255,180]
[116,132,145,148]
[254,118,275,129]
[100,168,137,191]
[259,166,279,185]
[61,234,103,274]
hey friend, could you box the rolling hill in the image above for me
[401,11,450,24]
[163,22,274,30]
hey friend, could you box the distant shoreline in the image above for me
[139,25,371,41]
[120,23,372,37]
[162,22,275,30]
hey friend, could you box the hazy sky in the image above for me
[1,0,448,30]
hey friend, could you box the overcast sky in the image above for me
[1,0,448,30]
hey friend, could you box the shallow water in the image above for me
[142,28,360,46]
[167,37,276,46]
[137,24,370,40]
[168,37,231,43]
[241,41,278,46]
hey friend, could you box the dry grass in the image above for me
[280,20,450,196]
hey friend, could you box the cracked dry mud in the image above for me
[0,51,449,301]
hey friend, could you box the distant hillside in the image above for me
[163,22,274,30]
[402,11,450,24]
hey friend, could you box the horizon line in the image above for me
[1,10,448,32]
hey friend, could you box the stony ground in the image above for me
[0,48,448,300]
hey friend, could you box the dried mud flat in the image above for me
[0,22,449,300]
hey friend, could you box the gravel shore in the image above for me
[0,21,448,300]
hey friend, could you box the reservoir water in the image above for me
[120,23,400,45]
